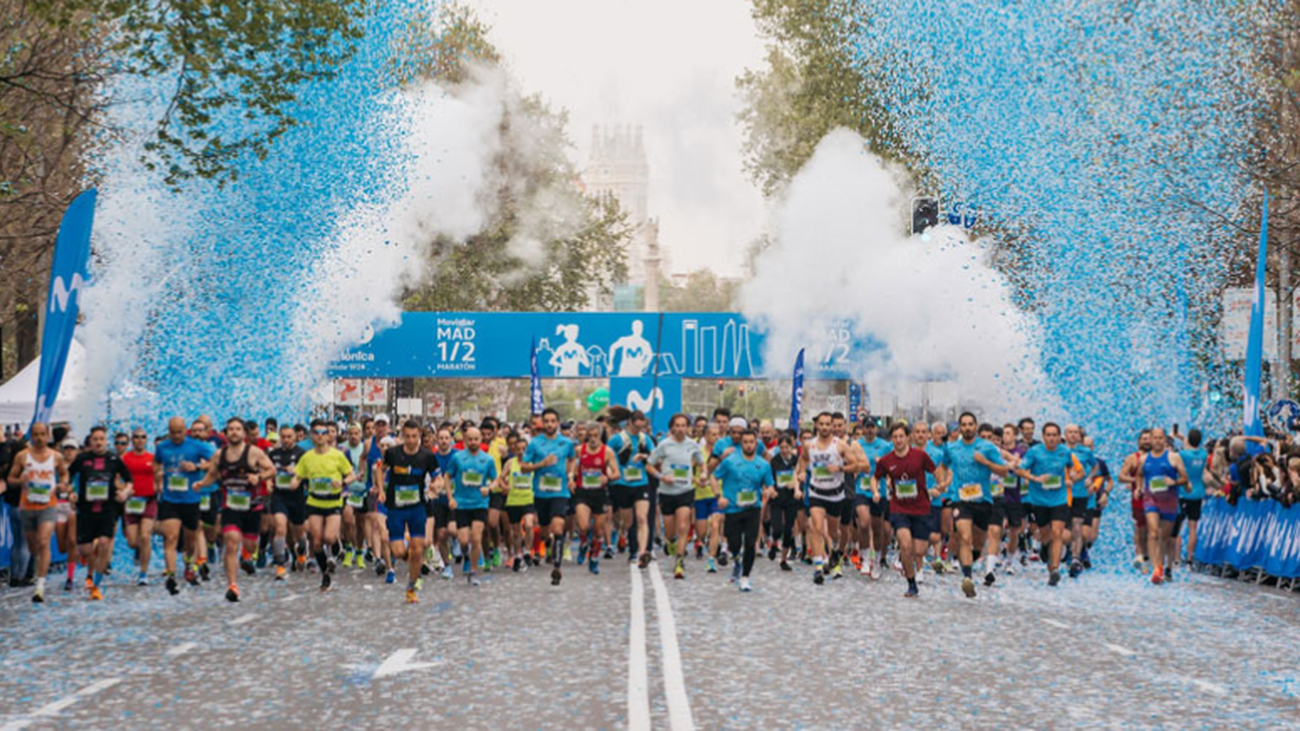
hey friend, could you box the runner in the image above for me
[795,412,861,585]
[6,422,70,603]
[873,423,939,598]
[67,427,133,600]
[268,426,308,580]
[521,408,577,586]
[997,425,1026,574]
[1118,430,1153,568]
[646,413,708,578]
[713,428,774,592]
[480,418,507,572]
[154,417,215,595]
[194,418,276,602]
[857,417,893,576]
[57,437,80,589]
[919,422,951,575]
[1174,429,1209,566]
[768,433,802,571]
[607,410,654,563]
[444,426,498,586]
[1063,424,1097,578]
[572,421,620,575]
[1137,427,1189,584]
[705,417,761,569]
[375,419,440,602]
[432,426,459,579]
[499,431,536,572]
[292,419,358,592]
[338,423,370,569]
[121,428,157,585]
[1016,423,1083,586]
[358,414,396,577]
[945,413,1009,597]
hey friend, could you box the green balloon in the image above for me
[587,387,610,413]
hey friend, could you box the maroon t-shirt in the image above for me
[874,447,936,516]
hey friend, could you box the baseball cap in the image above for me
[61,437,79,449]
[728,416,748,429]
[373,414,390,424]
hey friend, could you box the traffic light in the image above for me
[393,378,414,399]
[911,196,939,235]
[717,379,725,392]
[738,384,747,396]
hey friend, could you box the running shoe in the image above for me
[320,572,332,592]
[850,551,862,571]
[32,588,44,603]
[405,587,419,604]
[385,569,396,584]
[462,557,471,575]
[198,563,211,582]
[618,534,628,552]
[717,551,729,567]
[275,566,287,581]
[1068,561,1082,579]
[468,572,482,587]
[813,569,824,585]
[136,573,149,586]
[904,584,919,599]
[780,560,792,572]
[441,565,454,580]
[63,577,74,592]
[603,545,614,560]
[240,558,256,576]
[694,541,703,559]
[166,574,179,596]
[184,567,199,586]
[1048,570,1061,587]
[551,567,562,586]
[768,543,779,561]
[983,571,997,588]
[589,559,600,575]
[225,584,240,602]
[1151,566,1164,585]
[673,557,685,580]
[868,559,880,581]
[512,556,522,573]
[343,550,355,568]
[962,577,977,598]
[739,577,752,593]
[577,542,588,566]
[831,562,844,580]
[89,586,104,601]
[356,554,367,570]
[255,550,267,569]
[375,559,388,577]
[1004,563,1017,576]
[705,556,717,573]
[638,553,653,569]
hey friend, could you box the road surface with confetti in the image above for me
[1,556,1297,731]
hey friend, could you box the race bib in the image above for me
[670,464,691,482]
[511,473,532,491]
[1043,475,1063,490]
[126,496,147,515]
[462,470,484,488]
[167,475,188,492]
[275,473,295,490]
[958,483,983,502]
[776,471,795,488]
[736,489,758,507]
[895,479,919,499]
[226,490,251,511]
[395,486,420,507]
[199,494,211,512]
[857,474,872,492]
[346,492,365,508]
[581,470,602,489]
[309,477,335,497]
[87,480,111,502]
[539,474,562,493]
[1150,477,1170,493]
[623,466,643,482]
[813,466,833,479]
[991,481,1004,498]
[26,482,52,504]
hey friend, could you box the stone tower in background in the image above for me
[584,124,658,296]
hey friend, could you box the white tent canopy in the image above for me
[0,339,157,427]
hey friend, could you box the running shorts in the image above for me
[889,511,933,540]
[307,504,342,519]
[955,501,992,532]
[123,496,158,525]
[271,491,308,525]
[611,483,649,510]
[455,508,489,527]
[75,506,119,545]
[1003,501,1025,528]
[505,504,536,524]
[1070,499,1091,521]
[1033,503,1070,526]
[157,501,200,532]
[658,491,695,516]
[220,508,262,539]
[574,488,609,514]
[695,496,719,521]
[489,492,506,511]
[386,505,427,540]
[534,497,571,527]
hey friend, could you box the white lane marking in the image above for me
[1104,643,1136,657]
[280,593,301,602]
[1040,618,1070,630]
[628,567,651,731]
[0,677,122,731]
[1190,679,1228,696]
[166,642,198,657]
[372,648,438,679]
[647,563,695,731]
[227,613,257,626]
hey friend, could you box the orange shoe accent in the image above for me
[1151,566,1164,585]
[89,586,103,601]
[850,551,863,571]
[84,577,94,590]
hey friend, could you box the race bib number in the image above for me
[623,466,643,482]
[462,470,484,488]
[126,497,148,515]
[813,466,833,479]
[309,477,335,497]
[199,495,211,512]
[87,480,111,502]
[26,483,52,504]
[395,486,420,507]
[539,475,562,493]
[958,483,983,502]
[275,474,294,490]
[511,473,532,491]
[167,475,188,492]
[1149,477,1170,493]
[991,481,1004,498]
[856,474,872,492]
[736,489,758,507]
[226,490,251,511]
[895,479,919,499]
[346,492,365,508]
[1043,475,1063,490]
[670,464,691,482]
[776,471,795,488]
[581,470,602,489]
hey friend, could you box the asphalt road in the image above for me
[1,549,1297,730]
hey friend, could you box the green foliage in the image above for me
[659,269,738,312]
[26,0,368,189]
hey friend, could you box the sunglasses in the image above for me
[312,429,328,435]
[115,440,128,446]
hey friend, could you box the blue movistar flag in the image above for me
[1244,191,1268,443]
[788,348,805,430]
[530,336,544,414]
[33,189,96,427]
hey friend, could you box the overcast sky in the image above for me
[464,0,768,276]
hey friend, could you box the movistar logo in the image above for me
[49,273,86,313]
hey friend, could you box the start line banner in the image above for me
[1194,497,1300,579]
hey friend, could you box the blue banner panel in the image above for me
[608,377,682,435]
[1194,498,1300,579]
[330,312,877,380]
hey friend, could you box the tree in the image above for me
[659,269,738,312]
[397,3,630,313]
[736,0,904,198]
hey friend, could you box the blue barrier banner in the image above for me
[0,502,11,571]
[330,312,878,380]
[1195,497,1300,579]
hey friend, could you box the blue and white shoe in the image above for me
[385,569,396,584]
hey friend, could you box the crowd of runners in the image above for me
[2,405,1230,604]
